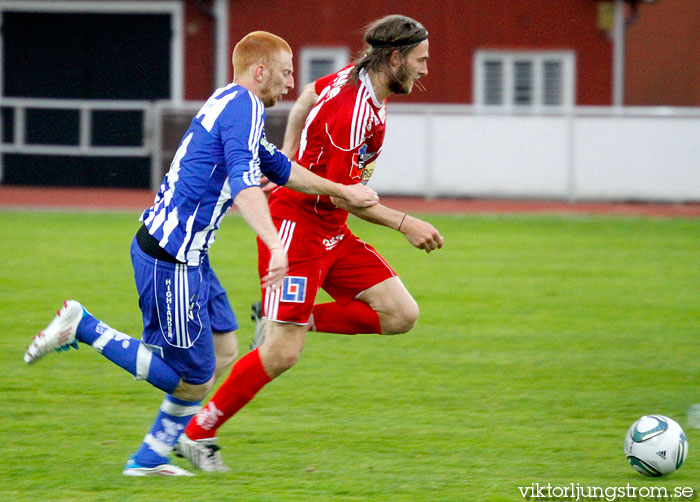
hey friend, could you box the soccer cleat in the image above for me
[249,301,266,350]
[122,457,194,477]
[24,300,83,364]
[174,434,230,472]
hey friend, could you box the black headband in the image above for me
[369,32,428,49]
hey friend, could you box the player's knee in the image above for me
[382,299,419,335]
[260,340,303,377]
[270,345,302,374]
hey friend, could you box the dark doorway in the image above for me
[1,11,173,188]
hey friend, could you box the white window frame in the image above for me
[474,50,576,111]
[299,47,350,89]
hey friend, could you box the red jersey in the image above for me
[268,65,387,237]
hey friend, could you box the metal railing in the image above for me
[0,97,153,156]
[0,97,293,191]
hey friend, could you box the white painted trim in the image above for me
[0,1,184,102]
[0,1,180,14]
[612,0,625,107]
[214,0,230,89]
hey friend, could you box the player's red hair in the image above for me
[232,31,292,78]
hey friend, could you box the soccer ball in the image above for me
[624,415,688,477]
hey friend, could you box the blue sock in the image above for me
[132,395,201,467]
[76,309,180,394]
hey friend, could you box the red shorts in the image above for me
[257,219,396,324]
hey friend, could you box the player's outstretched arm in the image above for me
[333,198,444,253]
[233,187,288,289]
[284,162,379,208]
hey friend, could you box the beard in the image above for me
[387,64,413,95]
[259,80,282,107]
[261,95,277,107]
[259,87,277,107]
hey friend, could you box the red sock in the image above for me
[311,300,381,334]
[185,348,271,440]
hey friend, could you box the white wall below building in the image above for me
[372,105,700,202]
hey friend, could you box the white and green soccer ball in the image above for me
[624,415,688,477]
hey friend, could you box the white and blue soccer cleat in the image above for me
[175,434,230,472]
[24,300,83,364]
[122,457,194,477]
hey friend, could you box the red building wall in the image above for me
[216,0,613,105]
[183,1,215,100]
[625,0,700,106]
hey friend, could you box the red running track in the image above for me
[1,186,699,218]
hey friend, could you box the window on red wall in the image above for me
[474,50,576,110]
[299,47,350,88]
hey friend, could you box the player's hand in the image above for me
[262,246,288,290]
[341,183,379,208]
[259,175,278,194]
[399,215,444,253]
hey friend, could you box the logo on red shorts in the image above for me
[281,276,307,303]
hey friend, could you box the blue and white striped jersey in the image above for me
[141,84,291,265]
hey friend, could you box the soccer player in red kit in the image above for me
[178,15,444,471]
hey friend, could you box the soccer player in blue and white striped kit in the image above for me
[23,31,378,476]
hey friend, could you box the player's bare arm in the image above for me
[285,162,379,208]
[281,82,319,158]
[233,187,288,289]
[333,198,444,253]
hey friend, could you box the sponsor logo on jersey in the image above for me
[350,145,378,182]
[260,135,278,155]
[281,276,307,303]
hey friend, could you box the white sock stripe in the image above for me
[144,433,173,457]
[160,397,202,417]
[92,330,113,353]
[135,343,153,380]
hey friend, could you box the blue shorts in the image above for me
[130,237,238,385]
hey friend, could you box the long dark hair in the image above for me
[350,15,428,85]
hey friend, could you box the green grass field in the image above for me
[1,209,699,502]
